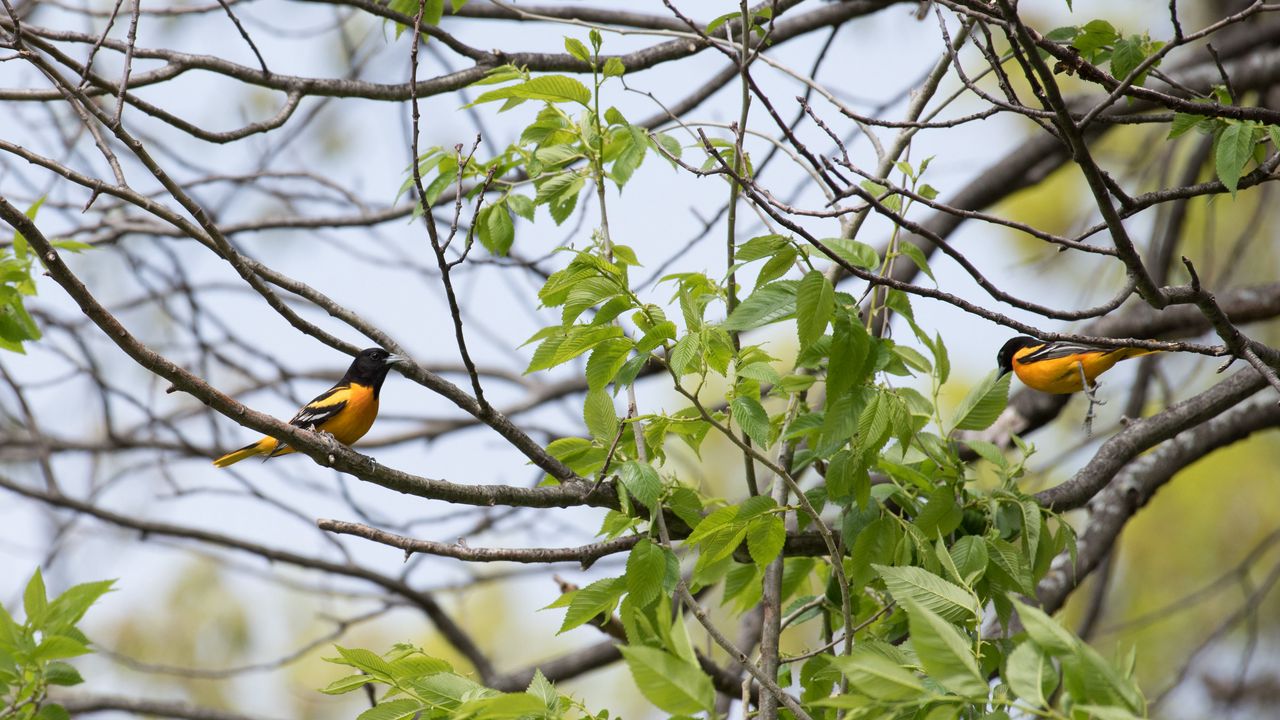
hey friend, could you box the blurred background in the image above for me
[0,0,1277,717]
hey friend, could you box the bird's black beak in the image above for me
[997,366,1011,379]
[385,354,406,366]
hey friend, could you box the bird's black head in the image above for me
[996,336,1041,377]
[343,348,403,397]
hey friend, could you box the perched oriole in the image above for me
[213,348,402,467]
[996,336,1155,394]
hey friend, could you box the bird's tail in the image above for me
[213,437,280,468]
[1114,347,1160,362]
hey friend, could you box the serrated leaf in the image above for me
[602,57,625,78]
[472,74,592,106]
[746,515,785,568]
[874,565,978,623]
[23,567,47,624]
[828,650,924,701]
[1110,35,1147,84]
[901,599,988,697]
[731,394,771,448]
[1005,640,1057,707]
[795,270,835,348]
[986,537,1035,595]
[41,661,82,688]
[898,242,935,282]
[320,674,375,695]
[949,370,1011,432]
[949,536,988,586]
[558,577,625,633]
[1013,600,1077,656]
[583,387,618,442]
[822,237,879,269]
[626,539,667,607]
[913,486,962,538]
[1216,121,1257,195]
[357,699,425,720]
[619,645,715,714]
[722,282,797,331]
[585,338,633,391]
[32,635,90,662]
[564,37,591,64]
[331,645,395,680]
[619,460,661,511]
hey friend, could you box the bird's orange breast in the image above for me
[321,383,379,445]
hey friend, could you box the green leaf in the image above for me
[23,568,47,624]
[913,486,962,538]
[526,669,559,711]
[618,461,661,511]
[43,661,84,687]
[481,203,515,256]
[357,699,426,720]
[43,579,114,634]
[1004,640,1058,707]
[50,239,92,254]
[618,645,715,714]
[1168,112,1205,139]
[602,57,625,78]
[737,360,780,385]
[558,577,625,633]
[730,394,771,448]
[722,281,796,331]
[822,237,879,270]
[1110,35,1147,84]
[331,645,396,680]
[746,514,785,568]
[826,448,870,508]
[874,565,978,624]
[1013,600,1077,656]
[986,538,1035,595]
[736,234,789,261]
[1073,19,1117,59]
[33,635,90,662]
[795,270,835,348]
[756,247,797,288]
[472,75,592,106]
[564,37,591,64]
[1216,121,1258,195]
[583,387,618,442]
[898,242,935,283]
[320,674,375,695]
[828,649,924,701]
[949,370,1011,432]
[585,338,633,391]
[901,599,988,697]
[948,536,988,586]
[35,704,70,720]
[626,539,667,607]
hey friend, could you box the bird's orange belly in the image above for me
[1014,354,1108,394]
[323,390,378,445]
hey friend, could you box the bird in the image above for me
[213,348,402,468]
[996,336,1156,394]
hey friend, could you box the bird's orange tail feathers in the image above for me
[213,437,282,468]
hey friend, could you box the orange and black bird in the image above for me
[996,336,1156,395]
[213,348,402,468]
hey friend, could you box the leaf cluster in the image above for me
[0,568,113,720]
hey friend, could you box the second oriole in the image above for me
[213,348,402,467]
[996,336,1156,394]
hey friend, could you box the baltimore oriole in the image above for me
[996,336,1156,394]
[213,348,402,467]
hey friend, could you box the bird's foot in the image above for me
[318,430,343,462]
[1077,364,1104,437]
